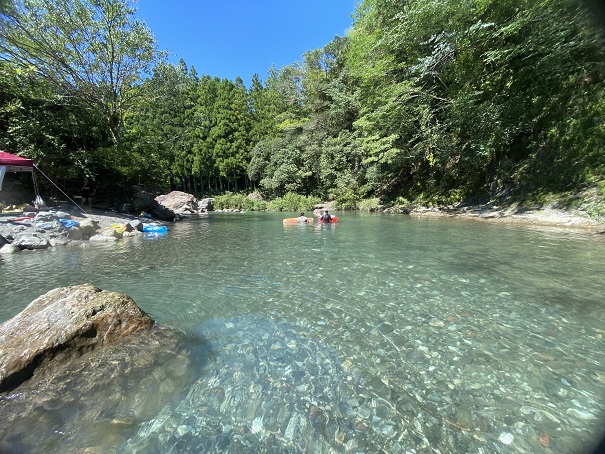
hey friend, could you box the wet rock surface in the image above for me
[0,284,155,393]
[0,286,196,454]
[0,325,195,454]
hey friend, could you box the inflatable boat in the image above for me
[313,209,338,223]
[283,217,313,224]
[318,216,338,223]
[142,224,168,233]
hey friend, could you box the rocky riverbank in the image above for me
[0,209,163,253]
[0,190,215,254]
[408,203,605,233]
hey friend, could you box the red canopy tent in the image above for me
[0,150,81,210]
[0,150,40,202]
[0,150,35,172]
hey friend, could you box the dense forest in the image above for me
[1,0,604,214]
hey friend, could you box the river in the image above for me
[1,211,604,453]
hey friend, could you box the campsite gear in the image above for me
[0,150,88,213]
[58,219,79,229]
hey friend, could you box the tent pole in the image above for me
[32,170,40,199]
[33,164,87,213]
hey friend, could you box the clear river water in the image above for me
[1,211,604,453]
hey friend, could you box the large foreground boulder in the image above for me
[0,284,154,393]
[0,285,195,453]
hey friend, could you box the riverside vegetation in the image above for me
[0,0,604,219]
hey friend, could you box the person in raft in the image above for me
[297,212,308,223]
[319,210,332,222]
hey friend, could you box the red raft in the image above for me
[314,209,339,223]
[318,216,338,223]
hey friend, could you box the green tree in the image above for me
[211,77,251,191]
[248,73,280,146]
[247,36,361,198]
[191,75,219,192]
[0,0,11,14]
[0,0,162,146]
[0,60,108,187]
[347,0,605,202]
[125,59,198,190]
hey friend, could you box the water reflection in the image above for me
[0,212,604,452]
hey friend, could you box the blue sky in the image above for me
[136,1,357,85]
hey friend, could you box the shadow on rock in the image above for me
[0,284,207,453]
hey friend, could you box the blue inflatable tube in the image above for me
[142,224,168,233]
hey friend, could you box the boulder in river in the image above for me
[199,197,215,211]
[0,285,195,453]
[0,243,19,254]
[0,283,154,393]
[155,191,199,215]
[11,232,51,250]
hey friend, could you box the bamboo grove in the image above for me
[1,0,604,206]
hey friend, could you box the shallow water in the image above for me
[1,211,605,453]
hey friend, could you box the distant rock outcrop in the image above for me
[129,188,178,221]
[199,197,215,211]
[155,191,198,214]
[0,284,154,393]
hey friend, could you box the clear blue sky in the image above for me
[136,1,357,85]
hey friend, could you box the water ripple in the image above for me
[0,212,604,452]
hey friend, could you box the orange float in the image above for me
[282,217,314,224]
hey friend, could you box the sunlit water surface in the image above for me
[1,212,604,453]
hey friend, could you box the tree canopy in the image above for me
[0,0,603,209]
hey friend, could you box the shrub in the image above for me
[357,198,383,212]
[214,192,267,211]
[266,192,321,211]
